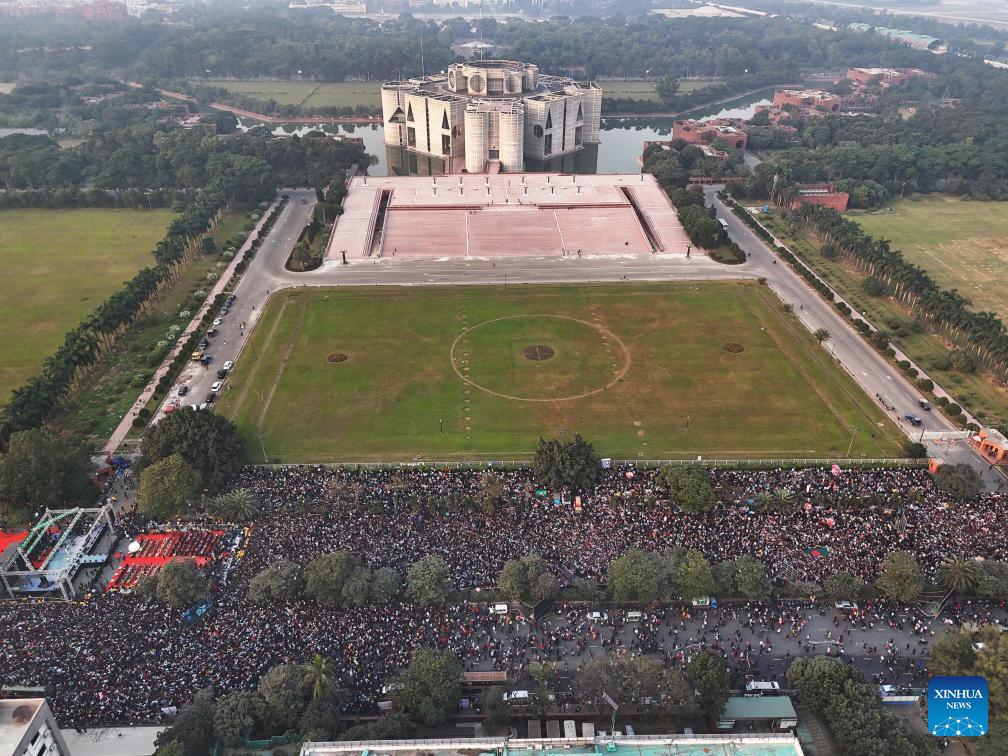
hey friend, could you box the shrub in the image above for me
[946,403,963,416]
[917,378,934,392]
[950,350,977,373]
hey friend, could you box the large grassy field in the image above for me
[215,282,903,462]
[0,208,174,403]
[203,80,382,110]
[209,79,717,110]
[762,210,1008,427]
[601,79,719,102]
[854,196,1008,319]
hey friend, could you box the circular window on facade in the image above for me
[469,74,485,92]
[448,70,456,89]
[533,125,544,138]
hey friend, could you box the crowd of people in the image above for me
[1,463,1005,728]
[237,464,1008,585]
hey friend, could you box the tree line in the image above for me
[792,204,1008,386]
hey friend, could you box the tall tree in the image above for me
[138,409,244,493]
[876,550,923,602]
[406,554,452,604]
[685,650,729,720]
[301,654,333,702]
[532,434,600,491]
[0,428,93,511]
[391,648,461,727]
[137,453,202,520]
[607,548,662,602]
[659,465,716,514]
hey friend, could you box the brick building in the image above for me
[789,183,849,212]
[772,89,853,114]
[672,118,747,150]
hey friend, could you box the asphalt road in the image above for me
[156,188,318,416]
[149,184,1006,489]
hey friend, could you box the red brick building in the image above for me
[789,183,849,212]
[772,88,856,114]
[672,119,747,150]
[845,67,935,88]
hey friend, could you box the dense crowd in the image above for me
[1,464,1006,728]
[237,464,1008,585]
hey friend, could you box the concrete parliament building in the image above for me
[381,60,602,174]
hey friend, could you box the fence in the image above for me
[258,458,926,470]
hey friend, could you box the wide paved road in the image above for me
[149,185,1005,488]
[156,189,317,416]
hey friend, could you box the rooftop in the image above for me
[723,696,799,721]
[0,698,42,753]
[301,735,805,756]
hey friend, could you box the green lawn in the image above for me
[55,208,254,442]
[601,79,719,102]
[215,282,902,462]
[203,80,381,110]
[0,208,174,404]
[854,196,1008,319]
[762,210,1008,428]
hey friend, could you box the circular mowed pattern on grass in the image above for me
[451,315,630,402]
[523,345,555,361]
[327,352,349,363]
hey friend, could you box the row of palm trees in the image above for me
[0,174,240,450]
[794,204,1008,384]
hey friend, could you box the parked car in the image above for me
[200,355,212,365]
[626,611,647,622]
[197,338,209,350]
[904,414,922,427]
[502,690,530,703]
[216,369,228,379]
[835,601,858,611]
[190,350,204,362]
[222,360,234,371]
[919,400,932,411]
[212,317,223,327]
[207,328,218,338]
[205,391,217,404]
[211,380,223,393]
[225,294,236,307]
[587,611,609,623]
[492,603,508,615]
[178,385,189,397]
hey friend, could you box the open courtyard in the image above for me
[0,207,174,403]
[215,281,903,461]
[854,196,1008,318]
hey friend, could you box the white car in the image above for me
[587,611,609,622]
[835,601,859,611]
[212,318,223,327]
[211,380,223,393]
[223,360,234,371]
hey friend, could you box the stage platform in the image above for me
[324,173,693,261]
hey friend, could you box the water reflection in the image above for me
[235,88,771,177]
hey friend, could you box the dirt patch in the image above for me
[722,342,744,353]
[328,352,349,363]
[523,345,555,361]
